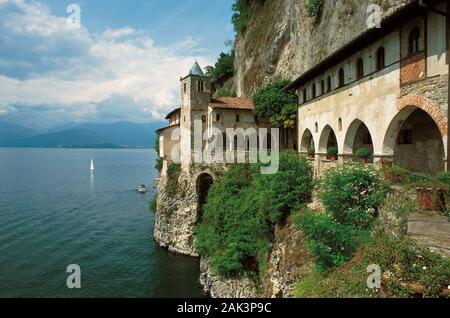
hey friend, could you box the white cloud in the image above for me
[0,0,213,129]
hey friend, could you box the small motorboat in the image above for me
[138,184,147,193]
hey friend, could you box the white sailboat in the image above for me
[90,158,95,174]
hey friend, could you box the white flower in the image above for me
[423,266,427,270]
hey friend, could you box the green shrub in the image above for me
[206,51,234,82]
[253,152,314,222]
[356,147,371,158]
[327,147,338,156]
[296,211,364,272]
[307,147,315,156]
[231,0,251,33]
[196,152,314,277]
[305,0,324,17]
[294,234,450,298]
[365,235,450,298]
[319,164,389,229]
[253,81,297,127]
[381,166,413,184]
[436,171,450,186]
[149,194,157,214]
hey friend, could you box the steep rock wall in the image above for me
[154,163,225,257]
[234,0,413,97]
[154,166,199,256]
[199,218,315,298]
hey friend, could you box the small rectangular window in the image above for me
[183,83,187,93]
[216,114,221,122]
[302,89,307,103]
[236,114,240,122]
[398,129,413,145]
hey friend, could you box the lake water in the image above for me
[0,148,205,298]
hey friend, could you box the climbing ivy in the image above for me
[305,0,324,17]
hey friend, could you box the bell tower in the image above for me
[179,62,212,165]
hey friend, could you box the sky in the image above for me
[0,0,235,131]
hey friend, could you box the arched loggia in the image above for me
[300,129,315,153]
[344,119,374,162]
[319,125,338,155]
[383,107,445,175]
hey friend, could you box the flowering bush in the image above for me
[319,164,389,229]
[366,236,450,298]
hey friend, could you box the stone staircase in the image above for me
[408,211,450,257]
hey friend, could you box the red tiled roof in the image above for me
[156,123,180,133]
[165,108,181,120]
[208,97,254,110]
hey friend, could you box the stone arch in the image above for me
[300,129,315,153]
[397,95,447,137]
[319,125,338,153]
[196,172,214,221]
[383,104,446,175]
[343,119,374,159]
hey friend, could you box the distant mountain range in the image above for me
[0,121,165,148]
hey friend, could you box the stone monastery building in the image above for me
[157,62,270,170]
[287,0,449,176]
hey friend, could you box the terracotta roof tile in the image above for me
[165,108,181,119]
[156,123,180,133]
[208,97,254,110]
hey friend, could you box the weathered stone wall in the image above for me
[154,162,224,256]
[400,75,449,118]
[154,163,199,256]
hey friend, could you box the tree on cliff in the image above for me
[231,0,251,33]
[253,80,298,149]
[205,51,234,82]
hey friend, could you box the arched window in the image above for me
[312,83,317,98]
[356,58,364,80]
[376,47,385,71]
[408,26,420,55]
[338,68,345,88]
[327,76,332,92]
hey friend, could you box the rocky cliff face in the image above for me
[199,218,315,298]
[154,165,200,257]
[234,0,413,97]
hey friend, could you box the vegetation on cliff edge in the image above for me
[195,151,313,278]
[253,80,297,128]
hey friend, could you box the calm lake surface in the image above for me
[0,148,205,298]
